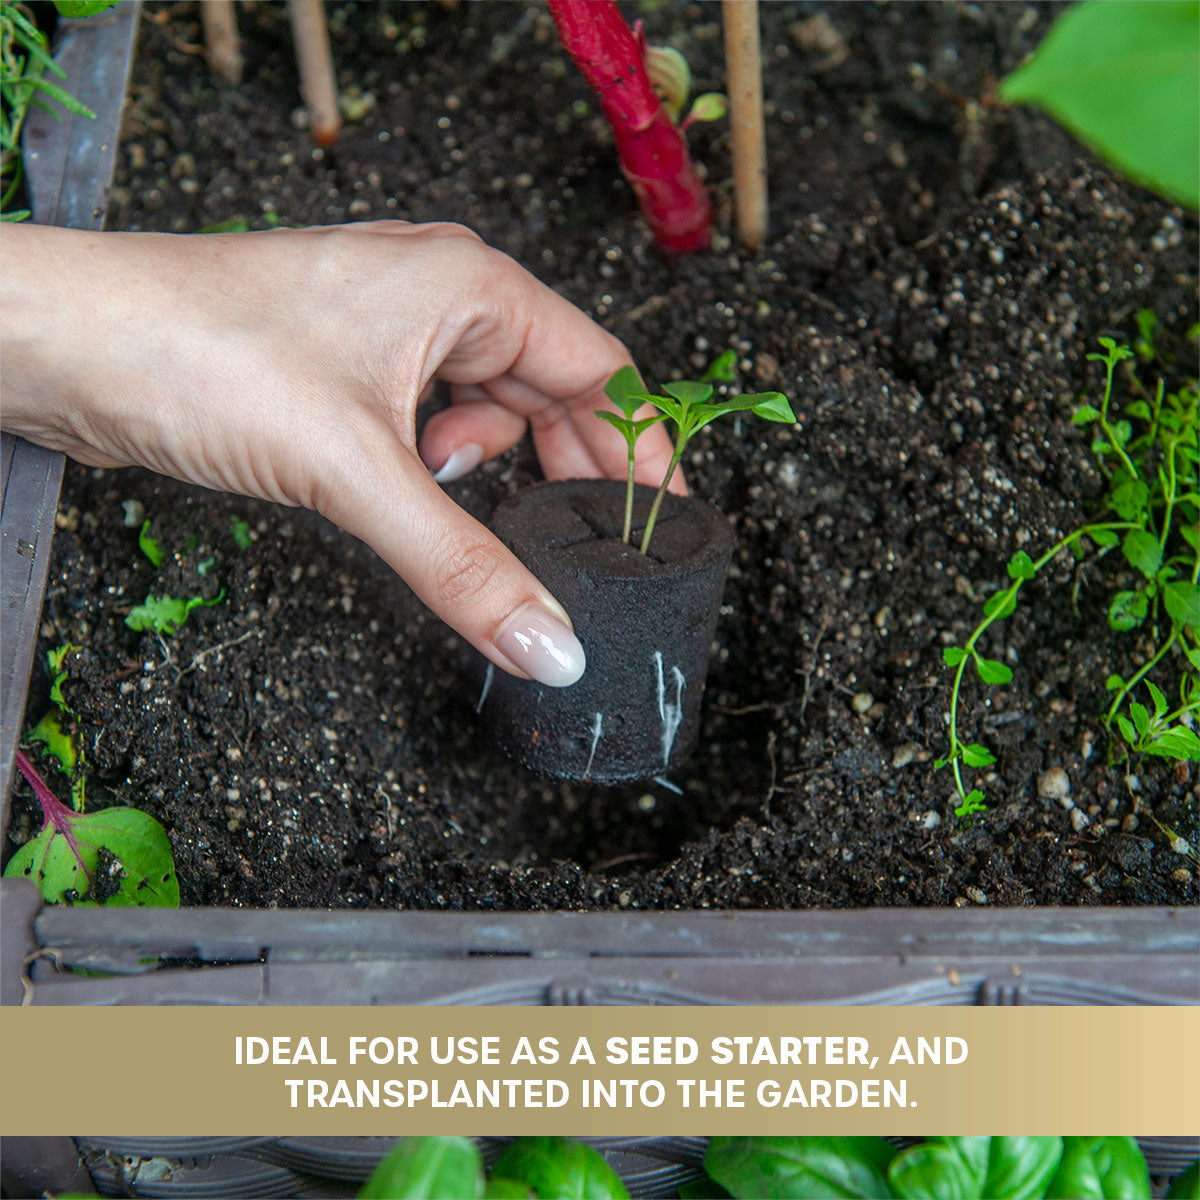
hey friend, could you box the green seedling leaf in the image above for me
[4,804,178,907]
[491,1138,629,1200]
[138,518,164,567]
[604,365,647,418]
[230,516,253,550]
[704,1136,895,1200]
[1046,1136,1151,1199]
[200,216,253,233]
[1122,529,1163,579]
[126,589,226,636]
[1090,528,1120,548]
[998,1,1199,208]
[955,789,987,818]
[1117,715,1138,746]
[889,1136,1062,1200]
[1163,580,1200,629]
[1108,590,1148,632]
[982,590,1017,619]
[28,710,77,777]
[1109,477,1150,521]
[973,653,1013,685]
[1167,1161,1200,1199]
[1146,681,1169,718]
[942,647,967,667]
[1006,551,1036,581]
[1072,404,1102,425]
[46,641,78,711]
[1142,727,1200,761]
[1130,702,1151,739]
[961,743,997,768]
[359,1137,484,1200]
[702,349,738,383]
[197,557,215,577]
[663,379,714,405]
[685,92,729,125]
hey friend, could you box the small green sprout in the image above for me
[598,355,794,554]
[639,28,728,130]
[230,516,253,550]
[939,331,1199,819]
[138,518,164,567]
[126,589,226,636]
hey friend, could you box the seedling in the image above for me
[598,354,793,553]
[126,588,226,635]
[26,642,85,810]
[138,518,164,567]
[939,332,1199,818]
[229,515,253,549]
[3,749,178,907]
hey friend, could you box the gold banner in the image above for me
[2,1006,1196,1136]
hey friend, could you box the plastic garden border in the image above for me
[0,7,1197,1198]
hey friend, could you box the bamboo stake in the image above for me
[288,0,341,147]
[201,0,243,85]
[721,0,768,250]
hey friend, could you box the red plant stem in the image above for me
[15,748,91,881]
[548,0,712,252]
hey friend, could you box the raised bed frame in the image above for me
[0,6,1197,1198]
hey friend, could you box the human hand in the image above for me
[0,220,683,685]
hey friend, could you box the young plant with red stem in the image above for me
[548,0,713,253]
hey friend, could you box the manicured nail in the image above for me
[494,603,586,687]
[432,443,484,483]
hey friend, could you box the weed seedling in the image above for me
[939,332,1199,818]
[598,354,794,553]
[126,589,226,636]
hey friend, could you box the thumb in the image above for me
[319,443,586,687]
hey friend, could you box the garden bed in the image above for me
[7,0,1198,914]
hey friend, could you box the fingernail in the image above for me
[494,603,586,687]
[432,443,484,483]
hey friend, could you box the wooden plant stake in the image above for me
[288,0,341,147]
[722,0,768,250]
[201,0,243,86]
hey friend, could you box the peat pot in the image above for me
[484,479,734,783]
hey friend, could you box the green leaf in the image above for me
[1090,528,1120,548]
[230,516,253,550]
[1046,1136,1151,1200]
[1142,726,1200,761]
[1130,701,1151,739]
[491,1139,629,1200]
[1145,681,1169,718]
[1006,551,1036,581]
[704,1137,895,1200]
[359,1137,484,1200]
[942,647,967,667]
[3,806,178,907]
[594,409,637,449]
[1117,715,1138,746]
[973,653,1014,685]
[889,1137,1062,1200]
[27,710,77,777]
[686,92,729,124]
[643,43,690,123]
[998,1,1199,208]
[1072,404,1102,425]
[1122,529,1163,579]
[982,590,1018,619]
[955,790,987,818]
[1167,1160,1200,1199]
[126,589,226,635]
[961,743,997,768]
[46,642,78,712]
[663,380,714,406]
[1163,580,1200,629]
[1108,590,1148,632]
[1108,477,1150,521]
[23,74,97,119]
[484,1180,534,1200]
[603,366,646,419]
[702,350,738,383]
[139,519,164,567]
[53,1,120,15]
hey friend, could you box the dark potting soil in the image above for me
[8,2,1198,910]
